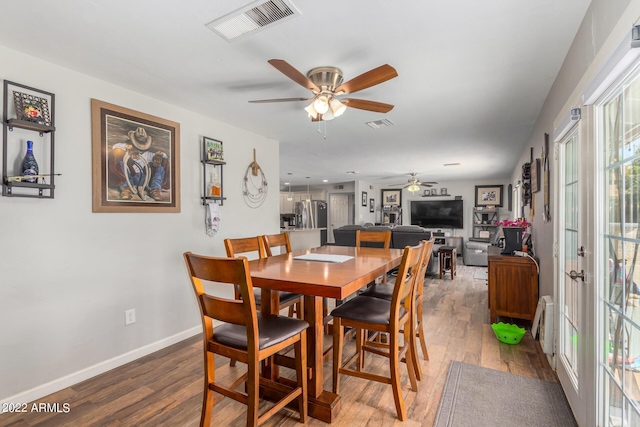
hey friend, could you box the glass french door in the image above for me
[557,128,591,426]
[600,65,640,427]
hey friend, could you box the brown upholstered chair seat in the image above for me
[330,295,406,325]
[212,313,308,350]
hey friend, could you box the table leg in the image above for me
[303,295,341,422]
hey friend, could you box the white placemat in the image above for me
[293,253,354,263]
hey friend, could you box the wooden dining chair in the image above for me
[361,237,434,358]
[356,229,392,285]
[224,236,302,315]
[331,241,426,421]
[183,252,308,427]
[262,232,292,257]
[261,232,303,318]
[355,229,392,249]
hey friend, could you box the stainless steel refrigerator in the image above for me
[295,200,328,245]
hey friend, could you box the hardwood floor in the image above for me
[1,263,556,426]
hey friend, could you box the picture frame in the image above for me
[13,90,52,126]
[531,158,541,193]
[369,198,374,213]
[381,189,402,207]
[203,136,224,162]
[441,187,448,195]
[475,185,503,207]
[91,99,181,213]
[431,189,438,196]
[362,191,368,206]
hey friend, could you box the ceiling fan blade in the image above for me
[268,59,320,93]
[420,181,438,185]
[335,64,398,95]
[419,183,433,187]
[342,98,394,113]
[249,97,311,103]
[388,183,407,186]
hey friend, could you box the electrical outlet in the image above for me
[125,309,136,325]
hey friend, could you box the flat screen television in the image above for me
[410,200,464,229]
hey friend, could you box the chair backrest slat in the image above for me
[200,294,247,325]
[356,229,392,249]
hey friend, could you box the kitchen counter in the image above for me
[280,227,326,250]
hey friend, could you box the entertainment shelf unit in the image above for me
[472,207,498,241]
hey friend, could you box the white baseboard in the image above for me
[1,326,201,406]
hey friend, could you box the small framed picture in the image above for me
[204,136,224,162]
[431,189,438,195]
[475,185,504,207]
[362,191,368,206]
[369,198,374,213]
[13,90,52,126]
[381,189,401,206]
[441,188,448,195]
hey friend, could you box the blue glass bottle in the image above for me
[21,140,39,183]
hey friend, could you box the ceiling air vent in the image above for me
[206,0,301,42]
[365,118,395,129]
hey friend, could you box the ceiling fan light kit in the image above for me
[390,173,438,194]
[407,184,421,193]
[250,59,398,122]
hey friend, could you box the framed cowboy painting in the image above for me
[91,99,181,213]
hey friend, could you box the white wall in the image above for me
[0,46,280,402]
[511,0,637,298]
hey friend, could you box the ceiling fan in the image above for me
[390,173,438,193]
[249,59,397,121]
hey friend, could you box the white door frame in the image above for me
[552,111,597,426]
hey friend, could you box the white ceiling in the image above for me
[0,0,591,187]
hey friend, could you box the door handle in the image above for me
[569,270,585,282]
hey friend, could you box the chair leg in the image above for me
[333,318,344,394]
[247,357,260,427]
[356,328,365,370]
[404,321,419,390]
[408,311,421,382]
[389,331,407,421]
[200,352,215,427]
[294,332,308,423]
[416,307,429,361]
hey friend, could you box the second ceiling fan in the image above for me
[249,59,397,121]
[390,173,438,193]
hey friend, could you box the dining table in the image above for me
[248,244,404,423]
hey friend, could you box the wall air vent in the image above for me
[205,0,301,42]
[365,118,395,129]
[334,184,344,189]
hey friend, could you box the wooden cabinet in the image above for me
[280,193,294,213]
[280,190,326,213]
[487,246,538,323]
